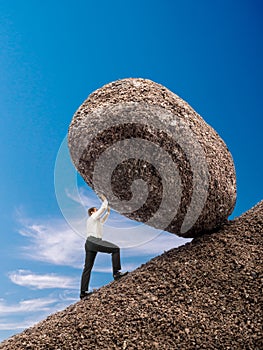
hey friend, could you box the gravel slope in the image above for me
[1,200,262,349]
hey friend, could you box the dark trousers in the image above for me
[80,236,121,293]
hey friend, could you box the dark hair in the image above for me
[88,207,97,216]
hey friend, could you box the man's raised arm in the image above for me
[91,194,108,220]
[101,205,110,224]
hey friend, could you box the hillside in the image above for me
[1,200,262,349]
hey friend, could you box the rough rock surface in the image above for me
[1,200,262,349]
[68,78,236,238]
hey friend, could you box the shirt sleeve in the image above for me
[91,198,108,220]
[101,210,110,224]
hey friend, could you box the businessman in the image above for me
[80,194,128,299]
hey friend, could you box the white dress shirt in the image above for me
[86,199,109,239]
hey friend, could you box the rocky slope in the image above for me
[1,200,262,349]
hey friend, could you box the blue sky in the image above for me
[0,0,262,342]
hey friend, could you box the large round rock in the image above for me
[68,78,236,238]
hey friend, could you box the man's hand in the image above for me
[99,193,106,201]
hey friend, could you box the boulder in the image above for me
[68,78,236,237]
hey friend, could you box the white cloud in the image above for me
[0,320,38,331]
[8,270,78,290]
[0,294,77,336]
[0,297,57,314]
[17,217,84,268]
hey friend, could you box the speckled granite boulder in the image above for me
[68,78,236,237]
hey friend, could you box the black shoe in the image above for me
[113,271,128,281]
[80,291,93,300]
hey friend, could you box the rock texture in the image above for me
[1,200,262,349]
[68,78,236,238]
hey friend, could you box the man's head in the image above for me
[88,207,97,216]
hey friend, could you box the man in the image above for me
[80,194,128,299]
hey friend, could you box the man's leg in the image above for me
[111,250,121,274]
[80,248,97,295]
[87,237,121,274]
